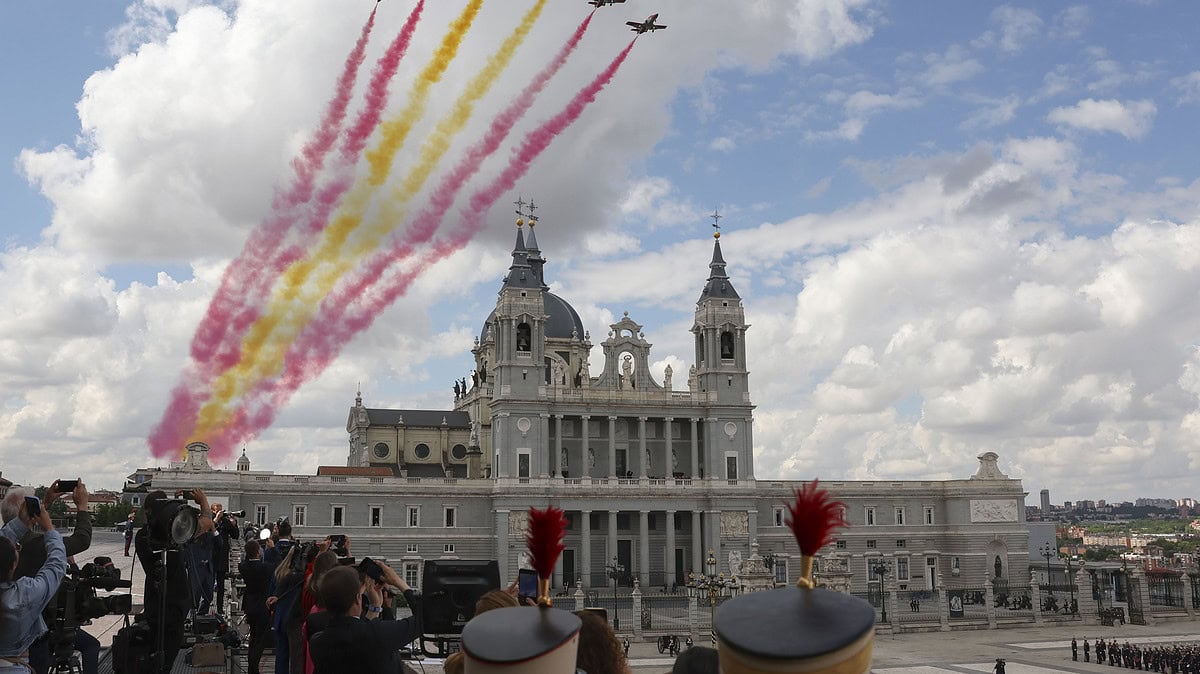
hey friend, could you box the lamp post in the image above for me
[606,556,626,630]
[870,560,890,623]
[1039,543,1055,594]
[687,549,739,648]
[1064,549,1076,614]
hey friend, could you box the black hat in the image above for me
[461,606,581,673]
[716,586,875,674]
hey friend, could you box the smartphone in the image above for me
[57,479,79,492]
[359,557,386,582]
[329,534,347,549]
[25,496,41,518]
[518,568,538,602]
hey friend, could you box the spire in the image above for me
[503,194,542,290]
[699,209,739,301]
[355,383,362,407]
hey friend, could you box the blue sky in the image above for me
[3,1,1200,503]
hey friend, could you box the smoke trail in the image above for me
[188,0,489,444]
[189,7,377,367]
[206,37,634,454]
[193,0,546,444]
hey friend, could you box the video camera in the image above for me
[48,557,134,665]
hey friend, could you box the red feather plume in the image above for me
[527,507,567,580]
[786,480,847,556]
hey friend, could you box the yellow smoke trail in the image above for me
[192,0,546,440]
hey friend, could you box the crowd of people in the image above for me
[1075,638,1200,673]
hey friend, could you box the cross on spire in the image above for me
[513,194,527,218]
[527,198,539,224]
[710,209,722,238]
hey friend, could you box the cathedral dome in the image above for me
[480,291,585,342]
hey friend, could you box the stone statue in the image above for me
[672,447,678,471]
[453,381,461,399]
[552,360,564,387]
[688,364,698,391]
[471,370,479,388]
[561,448,568,470]
[588,447,596,468]
[663,364,673,390]
[646,447,652,473]
[622,355,634,389]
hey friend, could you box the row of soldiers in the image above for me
[1074,637,1200,673]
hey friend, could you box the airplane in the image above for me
[627,13,667,33]
[587,0,626,6]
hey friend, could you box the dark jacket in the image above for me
[307,601,421,674]
[15,512,93,578]
[239,557,273,614]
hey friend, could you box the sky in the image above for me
[2,0,1200,504]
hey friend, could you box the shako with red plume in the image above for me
[785,479,847,589]
[526,506,567,606]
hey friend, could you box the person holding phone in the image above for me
[0,498,65,672]
[307,565,420,674]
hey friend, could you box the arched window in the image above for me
[414,443,431,459]
[373,442,390,458]
[516,322,531,352]
[697,333,705,365]
[720,331,735,359]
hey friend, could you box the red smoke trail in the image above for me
[206,37,634,454]
[148,4,427,458]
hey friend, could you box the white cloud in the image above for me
[1047,98,1157,139]
[989,6,1043,53]
[709,136,736,152]
[1171,71,1200,105]
[920,45,984,87]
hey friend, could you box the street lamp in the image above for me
[1039,543,1056,596]
[1064,550,1077,614]
[686,549,740,648]
[870,560,891,623]
[606,556,626,630]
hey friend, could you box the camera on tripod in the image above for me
[64,557,134,617]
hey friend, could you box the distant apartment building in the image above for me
[1082,533,1129,547]
[1040,488,1051,513]
[1135,497,1178,509]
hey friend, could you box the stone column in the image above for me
[608,416,618,478]
[553,414,563,477]
[691,511,703,576]
[553,554,563,591]
[638,417,648,479]
[639,511,651,586]
[664,417,675,478]
[747,510,757,553]
[1131,567,1156,626]
[665,510,677,589]
[581,415,591,479]
[632,579,644,639]
[496,413,510,478]
[496,510,510,583]
[984,578,997,629]
[690,418,700,479]
[1032,581,1045,624]
[706,417,719,480]
[1075,568,1099,625]
[539,413,550,478]
[936,573,950,631]
[887,576,900,629]
[581,510,592,588]
[708,511,722,574]
[574,579,586,612]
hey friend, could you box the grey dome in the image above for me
[480,292,585,342]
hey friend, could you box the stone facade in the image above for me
[142,226,1032,595]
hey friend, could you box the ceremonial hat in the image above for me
[461,605,582,674]
[716,480,876,674]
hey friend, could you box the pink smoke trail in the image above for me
[149,4,427,458]
[206,37,635,455]
[190,7,377,366]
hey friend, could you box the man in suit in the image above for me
[307,565,420,673]
[239,540,273,674]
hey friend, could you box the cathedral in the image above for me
[144,219,1032,598]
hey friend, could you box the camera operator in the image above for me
[134,489,215,674]
[0,498,66,672]
[307,564,420,674]
[238,540,272,674]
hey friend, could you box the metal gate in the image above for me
[1127,577,1146,625]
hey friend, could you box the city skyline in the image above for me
[3,2,1200,501]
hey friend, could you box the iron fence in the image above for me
[894,589,938,624]
[1037,584,1079,616]
[850,591,889,624]
[1147,575,1186,608]
[1191,576,1200,610]
[585,592,635,632]
[993,585,1035,620]
[946,588,988,621]
[693,595,733,630]
[641,595,691,634]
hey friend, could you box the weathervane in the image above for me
[527,198,539,226]
[514,194,527,225]
[710,208,722,239]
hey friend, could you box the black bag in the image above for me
[111,618,154,674]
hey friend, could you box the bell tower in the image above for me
[491,212,548,401]
[692,212,750,405]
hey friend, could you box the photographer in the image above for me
[134,489,214,674]
[18,482,97,674]
[238,540,272,674]
[0,497,66,672]
[210,504,240,615]
[307,564,420,674]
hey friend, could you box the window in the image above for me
[773,508,785,527]
[444,544,456,554]
[292,505,307,527]
[407,543,419,554]
[866,540,877,549]
[373,442,389,458]
[255,505,268,525]
[444,507,457,528]
[404,562,420,589]
[407,506,420,528]
[894,507,905,525]
[452,444,468,460]
[725,453,738,480]
[518,450,531,478]
[331,505,345,527]
[865,507,876,526]
[835,540,847,549]
[516,323,531,352]
[924,506,935,525]
[720,331,734,359]
[370,506,383,528]
[896,539,906,548]
[414,443,431,460]
[774,557,789,585]
[897,557,910,581]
